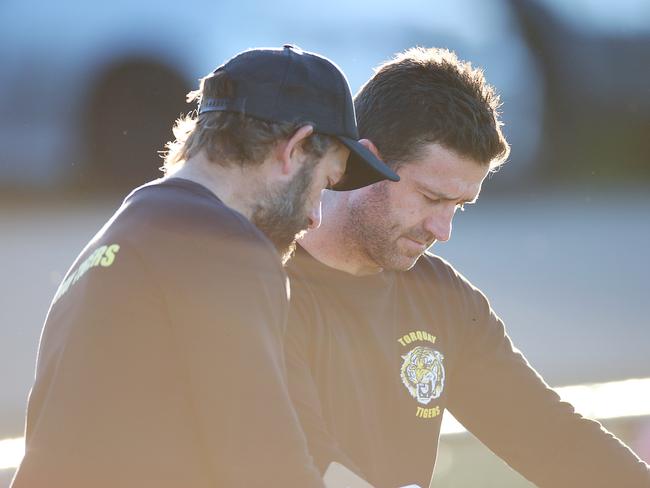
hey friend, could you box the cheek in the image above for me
[306,179,325,210]
[334,148,349,173]
[311,189,324,210]
[392,193,425,225]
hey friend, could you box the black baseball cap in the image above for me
[198,45,399,191]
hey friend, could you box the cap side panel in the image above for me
[272,47,295,119]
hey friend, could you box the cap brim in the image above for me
[331,137,400,191]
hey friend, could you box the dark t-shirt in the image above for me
[12,178,324,488]
[286,246,650,488]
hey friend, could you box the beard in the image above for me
[251,160,316,265]
[345,182,433,271]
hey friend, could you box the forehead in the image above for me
[398,143,489,198]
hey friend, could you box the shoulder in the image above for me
[412,252,482,294]
[86,179,285,293]
[405,252,494,323]
[117,178,278,259]
[412,251,461,280]
[129,179,266,240]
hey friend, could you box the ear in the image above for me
[358,139,382,159]
[278,125,314,175]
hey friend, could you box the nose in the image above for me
[423,205,454,242]
[307,200,322,230]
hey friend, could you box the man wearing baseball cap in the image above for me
[11,45,397,488]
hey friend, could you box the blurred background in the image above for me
[1,0,649,486]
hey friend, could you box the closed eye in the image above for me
[422,193,441,204]
[421,188,476,211]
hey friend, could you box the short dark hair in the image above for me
[354,47,509,169]
[163,70,334,173]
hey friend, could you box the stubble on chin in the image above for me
[251,161,314,265]
[344,185,430,272]
[344,183,403,271]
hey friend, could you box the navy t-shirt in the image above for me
[285,245,650,488]
[13,178,324,488]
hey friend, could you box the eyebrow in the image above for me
[419,186,479,205]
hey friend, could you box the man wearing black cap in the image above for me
[285,47,650,488]
[11,45,398,488]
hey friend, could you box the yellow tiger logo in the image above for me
[400,346,445,405]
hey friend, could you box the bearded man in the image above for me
[11,45,397,488]
[285,47,650,488]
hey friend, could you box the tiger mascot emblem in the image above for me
[400,346,445,405]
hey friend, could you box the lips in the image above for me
[407,237,427,246]
[404,234,434,248]
[401,237,429,254]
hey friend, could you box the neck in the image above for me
[299,192,383,276]
[167,152,262,219]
